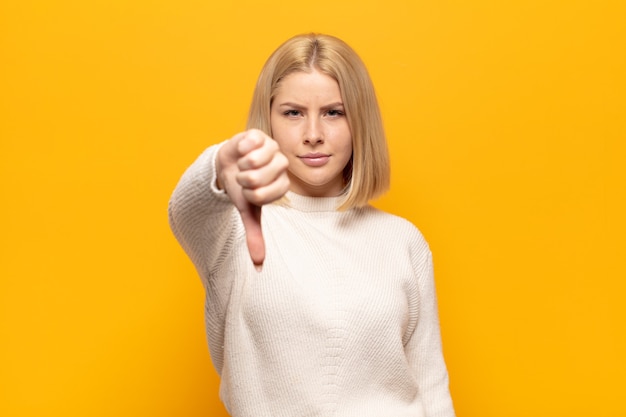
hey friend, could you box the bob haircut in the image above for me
[247,33,390,210]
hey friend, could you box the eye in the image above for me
[326,109,345,117]
[283,109,301,117]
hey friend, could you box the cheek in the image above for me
[338,135,353,166]
[271,125,296,150]
[270,118,288,145]
[340,125,353,153]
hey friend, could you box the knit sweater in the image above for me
[168,144,455,417]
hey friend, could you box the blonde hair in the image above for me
[247,33,390,210]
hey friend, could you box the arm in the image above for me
[169,130,289,274]
[168,142,240,277]
[405,240,456,417]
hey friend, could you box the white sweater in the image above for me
[168,144,455,417]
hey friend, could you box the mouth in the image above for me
[298,153,330,167]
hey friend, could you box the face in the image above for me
[270,69,353,198]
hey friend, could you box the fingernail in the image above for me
[254,263,263,273]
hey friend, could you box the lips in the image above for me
[298,153,330,167]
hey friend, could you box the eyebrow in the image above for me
[277,101,344,111]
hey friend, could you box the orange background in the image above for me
[1,1,624,416]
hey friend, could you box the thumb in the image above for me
[240,203,265,270]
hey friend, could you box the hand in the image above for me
[216,129,290,270]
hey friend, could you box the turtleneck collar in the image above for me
[282,191,344,212]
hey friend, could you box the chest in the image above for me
[237,210,417,344]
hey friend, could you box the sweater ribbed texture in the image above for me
[168,144,456,417]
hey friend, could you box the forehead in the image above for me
[274,70,341,100]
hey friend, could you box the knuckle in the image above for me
[278,154,289,170]
[266,137,278,148]
[243,154,260,170]
[264,138,279,153]
[247,129,266,143]
[243,187,265,205]
[246,171,262,188]
[236,171,255,188]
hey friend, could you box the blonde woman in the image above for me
[169,33,455,417]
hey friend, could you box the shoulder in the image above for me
[357,206,430,251]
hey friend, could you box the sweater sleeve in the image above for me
[168,143,242,280]
[405,239,456,417]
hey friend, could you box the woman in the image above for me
[169,33,455,417]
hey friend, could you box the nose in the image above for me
[304,117,324,144]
